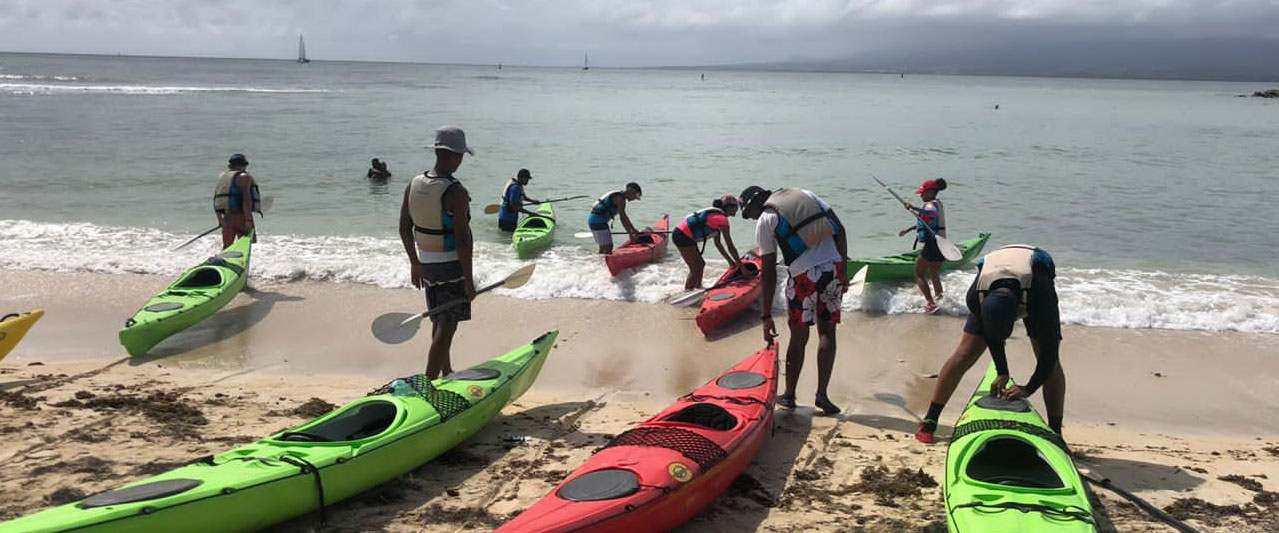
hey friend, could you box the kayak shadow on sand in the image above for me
[128,288,304,365]
[270,401,612,532]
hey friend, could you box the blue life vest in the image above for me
[588,191,622,227]
[498,179,523,223]
[764,188,840,266]
[684,207,725,241]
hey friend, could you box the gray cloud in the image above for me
[0,0,1276,66]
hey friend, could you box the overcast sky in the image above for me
[1,0,1276,66]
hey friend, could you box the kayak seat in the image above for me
[966,436,1064,489]
[278,401,397,443]
[664,403,737,431]
[740,262,759,277]
[558,469,640,502]
[708,292,735,302]
[631,235,655,245]
[175,267,224,289]
[78,478,202,509]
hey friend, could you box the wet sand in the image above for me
[2,269,1278,531]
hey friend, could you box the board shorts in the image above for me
[671,229,697,249]
[785,262,842,327]
[421,261,470,323]
[498,218,517,232]
[590,226,613,247]
[919,235,945,262]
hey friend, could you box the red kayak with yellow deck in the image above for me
[496,342,777,532]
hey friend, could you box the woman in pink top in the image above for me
[673,195,742,290]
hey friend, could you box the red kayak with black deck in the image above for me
[695,252,764,336]
[496,343,778,532]
[604,215,669,276]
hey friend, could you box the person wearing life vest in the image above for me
[740,185,849,415]
[212,153,262,248]
[673,195,742,291]
[398,126,476,379]
[896,178,948,314]
[497,168,543,232]
[367,158,391,181]
[915,244,1065,444]
[587,182,643,254]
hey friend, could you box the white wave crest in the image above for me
[0,74,83,81]
[0,83,328,96]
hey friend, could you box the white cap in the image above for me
[424,126,474,155]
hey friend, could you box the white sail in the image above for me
[297,35,310,63]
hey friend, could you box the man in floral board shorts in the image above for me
[739,186,849,415]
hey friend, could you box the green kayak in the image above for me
[513,202,555,259]
[846,233,990,283]
[0,331,558,533]
[944,364,1096,532]
[118,233,252,356]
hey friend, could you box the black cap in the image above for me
[626,182,642,198]
[981,288,1019,342]
[738,185,769,218]
[228,153,248,165]
[517,168,532,179]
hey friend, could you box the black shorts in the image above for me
[672,230,697,248]
[963,268,1062,341]
[919,236,945,262]
[421,261,470,323]
[498,218,517,232]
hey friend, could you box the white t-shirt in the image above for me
[755,189,842,277]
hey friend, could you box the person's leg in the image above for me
[781,323,809,407]
[916,332,987,442]
[593,228,614,255]
[813,318,840,414]
[1033,338,1067,434]
[427,320,457,379]
[914,255,936,306]
[677,245,705,290]
[928,261,944,300]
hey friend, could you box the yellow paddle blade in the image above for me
[502,264,537,289]
[483,204,501,215]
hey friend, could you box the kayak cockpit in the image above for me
[275,400,398,443]
[663,403,737,431]
[965,435,1065,489]
[174,267,224,289]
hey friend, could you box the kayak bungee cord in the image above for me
[950,501,1095,523]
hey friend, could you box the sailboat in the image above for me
[297,35,311,64]
[582,52,589,71]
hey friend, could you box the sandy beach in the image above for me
[3,268,1278,532]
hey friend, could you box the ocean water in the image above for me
[1,53,1276,333]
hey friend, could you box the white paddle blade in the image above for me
[260,195,275,213]
[938,238,963,261]
[668,288,708,307]
[573,231,594,239]
[846,265,870,296]
[371,312,423,344]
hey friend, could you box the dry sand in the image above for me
[2,269,1278,532]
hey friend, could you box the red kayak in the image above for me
[695,253,764,336]
[496,343,778,533]
[604,215,669,276]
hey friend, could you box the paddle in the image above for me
[173,196,275,251]
[370,264,536,344]
[668,257,763,307]
[573,230,671,239]
[483,195,589,215]
[845,265,870,297]
[870,176,963,261]
[1076,465,1201,533]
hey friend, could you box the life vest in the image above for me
[764,188,840,266]
[916,200,943,241]
[213,171,261,215]
[683,207,726,241]
[408,173,461,257]
[499,179,522,222]
[589,191,623,223]
[977,245,1036,317]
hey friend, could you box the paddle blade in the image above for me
[371,312,423,344]
[668,288,708,307]
[846,265,870,297]
[260,195,275,213]
[573,231,594,239]
[938,238,963,261]
[483,204,501,215]
[501,264,537,290]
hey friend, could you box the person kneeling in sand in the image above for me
[587,182,643,254]
[673,194,742,290]
[740,185,848,415]
[915,244,1066,443]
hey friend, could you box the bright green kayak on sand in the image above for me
[0,331,558,533]
[118,233,252,356]
[513,202,555,259]
[846,233,990,283]
[945,364,1096,532]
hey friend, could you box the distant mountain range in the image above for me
[703,38,1279,82]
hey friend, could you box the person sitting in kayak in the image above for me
[398,126,476,379]
[674,195,742,291]
[915,244,1065,444]
[740,185,848,415]
[497,168,544,232]
[897,178,947,314]
[587,182,643,254]
[213,153,262,248]
[367,158,391,181]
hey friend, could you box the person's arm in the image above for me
[712,234,732,265]
[398,185,423,289]
[447,185,476,300]
[722,227,740,266]
[760,254,778,342]
[238,175,255,232]
[1022,339,1060,396]
[616,197,639,238]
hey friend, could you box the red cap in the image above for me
[916,179,940,195]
